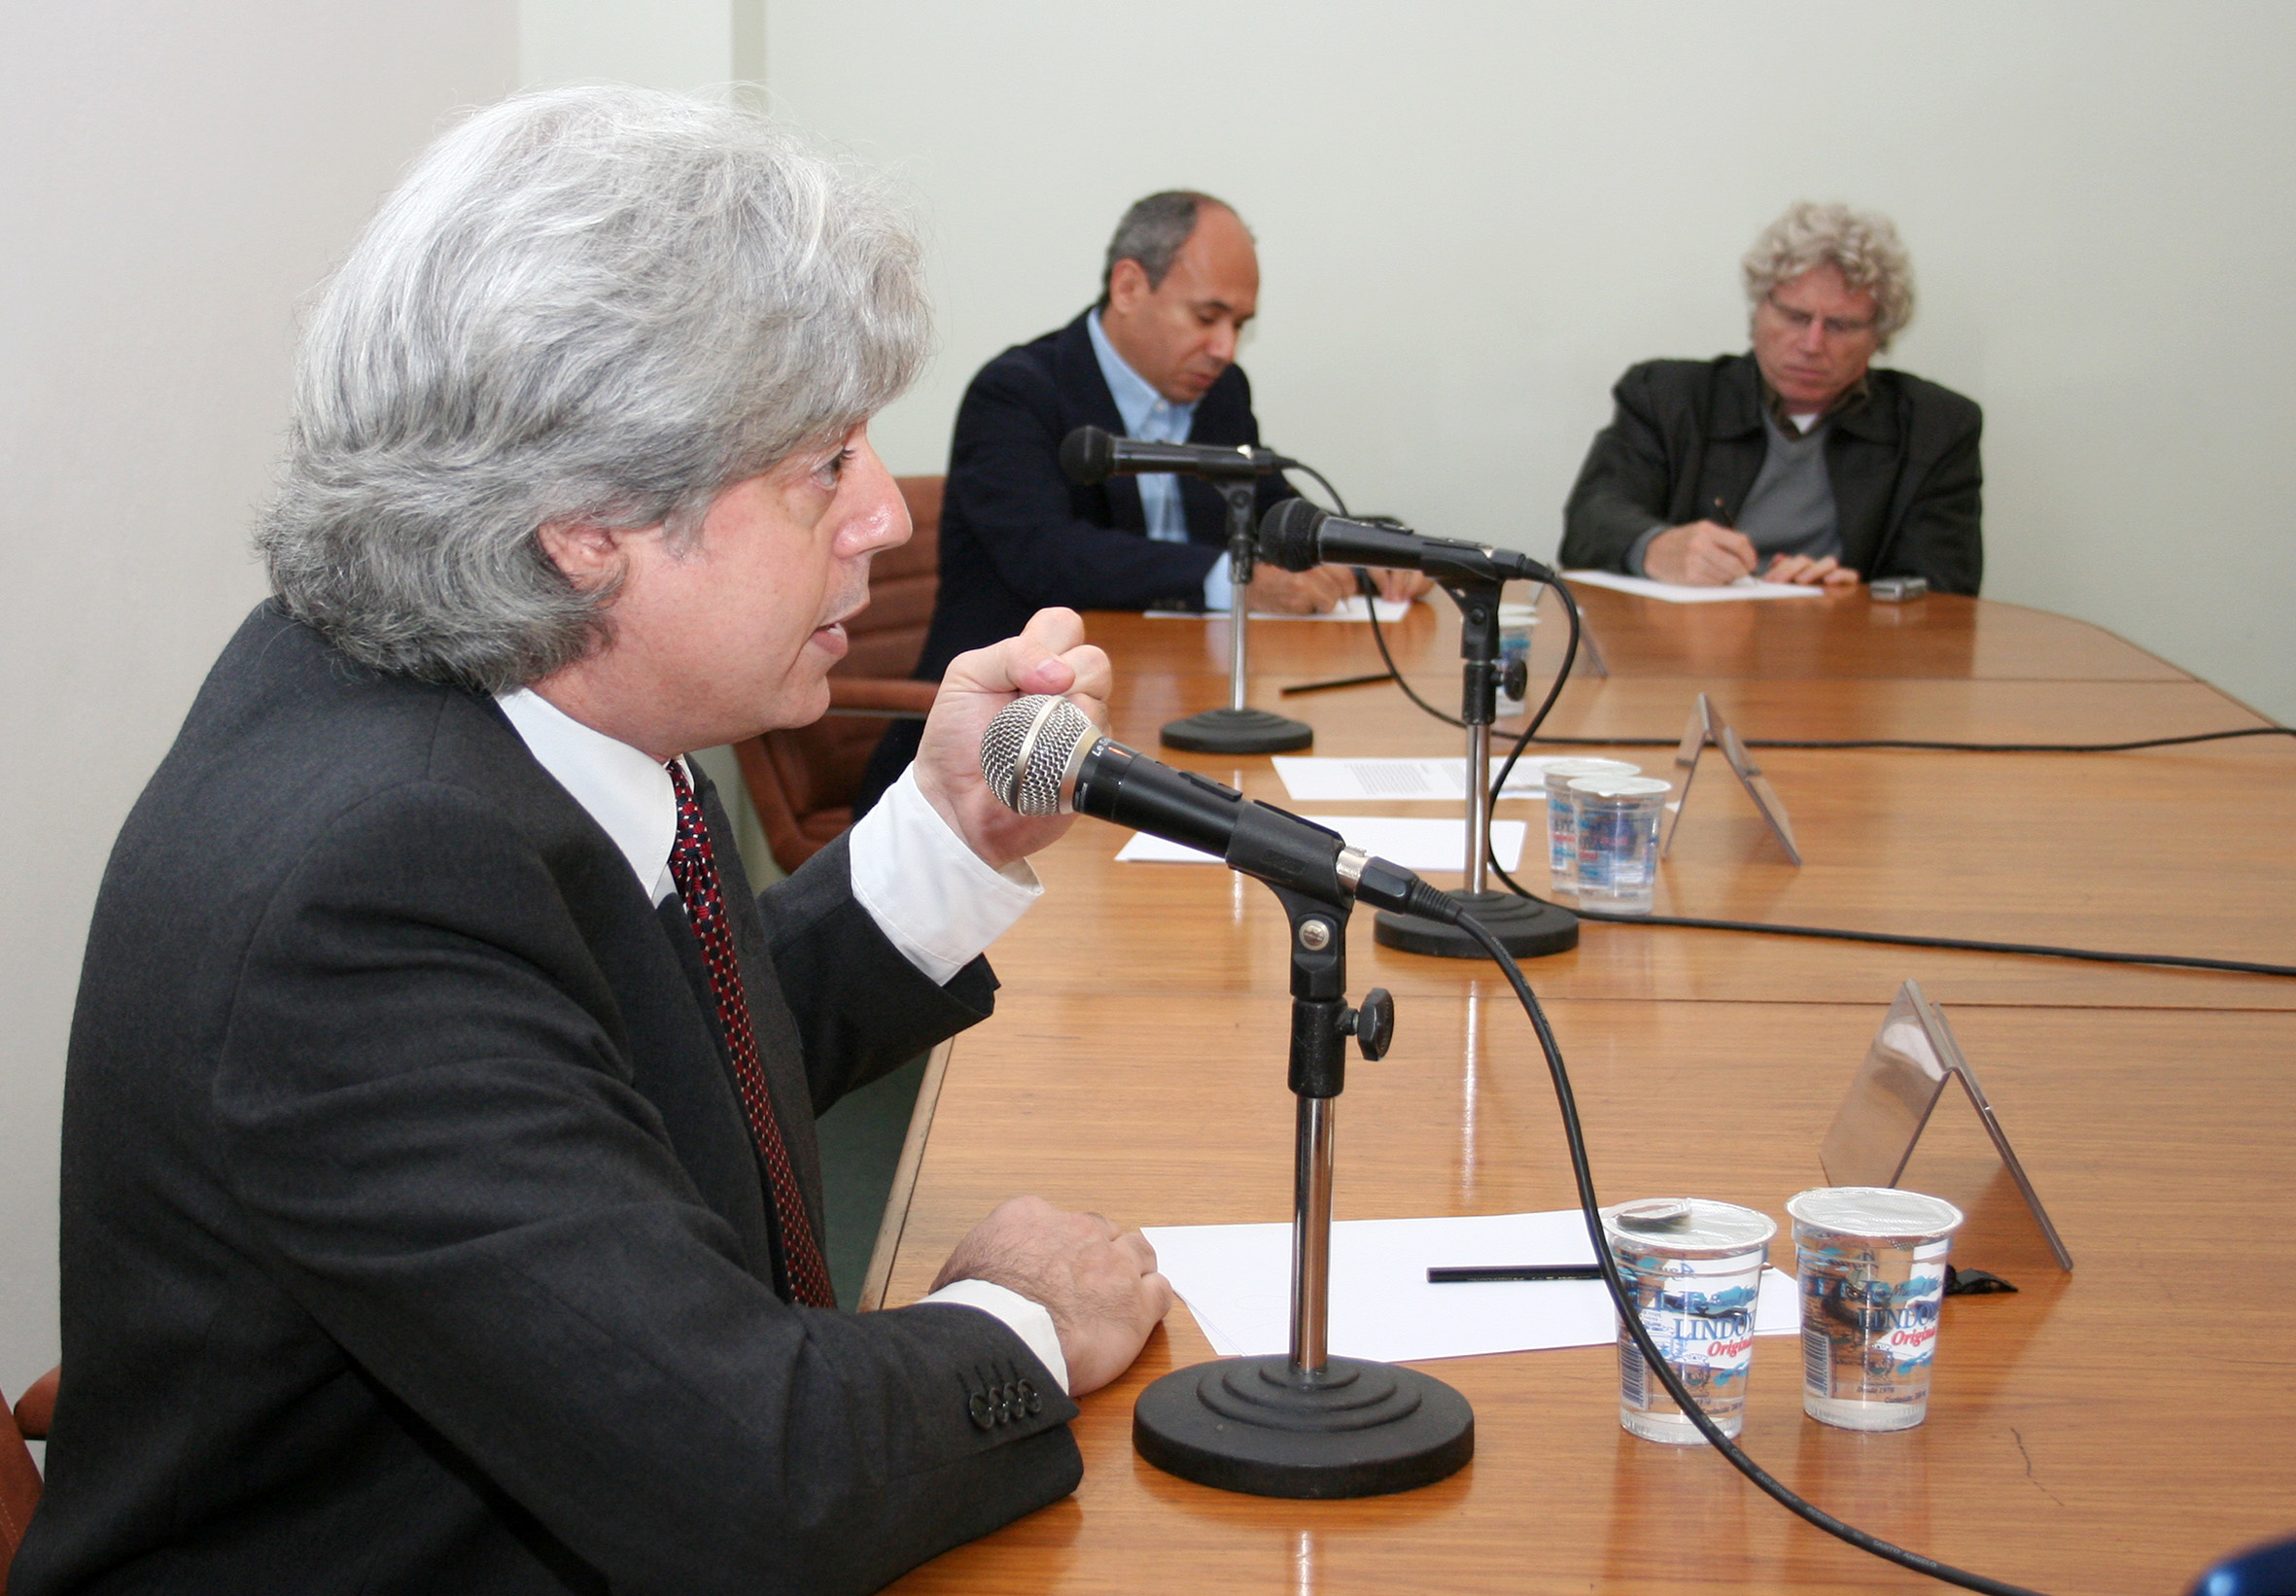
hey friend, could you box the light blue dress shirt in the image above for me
[1085,309,1235,610]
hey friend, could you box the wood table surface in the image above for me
[875,583,2296,1595]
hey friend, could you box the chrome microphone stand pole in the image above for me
[1132,871,1473,1498]
[1374,579,1580,959]
[1160,482,1314,754]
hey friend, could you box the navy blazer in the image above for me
[18,606,1079,1596]
[855,310,1296,815]
[914,307,1296,684]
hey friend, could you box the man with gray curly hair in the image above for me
[1561,201,1982,594]
[19,87,1170,1596]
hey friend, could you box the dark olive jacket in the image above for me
[1560,353,1983,595]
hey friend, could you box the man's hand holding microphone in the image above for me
[907,606,1172,1393]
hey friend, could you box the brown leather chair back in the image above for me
[1,1368,57,1591]
[738,476,942,875]
[842,475,940,679]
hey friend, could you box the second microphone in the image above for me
[1060,424,1296,484]
[1258,499,1555,587]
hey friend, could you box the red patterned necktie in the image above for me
[664,760,836,1308]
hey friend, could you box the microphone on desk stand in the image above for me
[978,706,2080,1596]
[1259,500,1581,959]
[1060,425,1315,757]
[981,696,1477,1499]
[1058,426,1297,483]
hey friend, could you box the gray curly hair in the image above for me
[1741,201,1915,350]
[259,86,930,691]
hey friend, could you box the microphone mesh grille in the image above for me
[1256,498,1324,572]
[979,695,1096,816]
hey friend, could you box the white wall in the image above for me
[0,1,518,1397]
[1,0,2285,1404]
[519,0,762,92]
[763,0,2296,722]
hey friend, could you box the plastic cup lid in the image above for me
[1544,758,1640,781]
[1600,1197,1778,1257]
[1568,776,1672,799]
[1786,1186,1965,1242]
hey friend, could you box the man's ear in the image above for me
[1105,257,1150,317]
[536,520,628,592]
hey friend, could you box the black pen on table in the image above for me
[1427,1264,1605,1284]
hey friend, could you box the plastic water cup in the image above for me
[1570,776,1672,915]
[1601,1198,1778,1445]
[1495,602,1539,716]
[1786,1187,1966,1432]
[1542,759,1639,894]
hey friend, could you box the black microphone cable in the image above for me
[1496,726,2296,754]
[1258,479,2295,978]
[1475,580,2296,980]
[1270,469,1477,732]
[1293,547,2291,756]
[1442,902,2054,1596]
[1483,858,2296,979]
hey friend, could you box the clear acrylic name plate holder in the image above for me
[1820,980,2073,1270]
[1659,692,1801,865]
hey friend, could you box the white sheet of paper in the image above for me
[1563,570,1826,605]
[1142,1209,1797,1363]
[1114,815,1525,872]
[1271,756,1576,803]
[1142,596,1412,622]
[1256,595,1413,622]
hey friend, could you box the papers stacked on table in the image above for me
[1115,816,1525,872]
[1142,1208,1797,1363]
[1270,755,1585,803]
[1564,570,1825,604]
[1143,596,1414,622]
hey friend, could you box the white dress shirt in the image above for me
[495,687,1069,1391]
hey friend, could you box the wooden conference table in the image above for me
[867,585,2296,1595]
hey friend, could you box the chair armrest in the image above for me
[15,1366,57,1440]
[827,677,937,718]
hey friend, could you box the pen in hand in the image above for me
[1427,1265,1605,1284]
[1711,496,1770,581]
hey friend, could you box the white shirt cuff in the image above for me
[916,1278,1069,1393]
[1201,550,1234,612]
[847,763,1041,986]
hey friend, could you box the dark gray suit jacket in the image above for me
[1560,353,1984,595]
[17,606,1079,1596]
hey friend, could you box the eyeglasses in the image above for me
[1763,293,1875,340]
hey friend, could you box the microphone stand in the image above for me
[1374,579,1580,958]
[1160,482,1315,754]
[1132,881,1474,1497]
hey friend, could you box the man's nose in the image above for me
[1205,321,1237,365]
[843,437,911,555]
[1796,318,1828,354]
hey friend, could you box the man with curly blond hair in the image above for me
[1562,202,1982,594]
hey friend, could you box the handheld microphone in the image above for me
[1258,499,1556,586]
[1060,425,1297,485]
[980,695,1458,921]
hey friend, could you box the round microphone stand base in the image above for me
[1133,1354,1474,1500]
[1160,706,1313,754]
[1375,891,1579,959]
